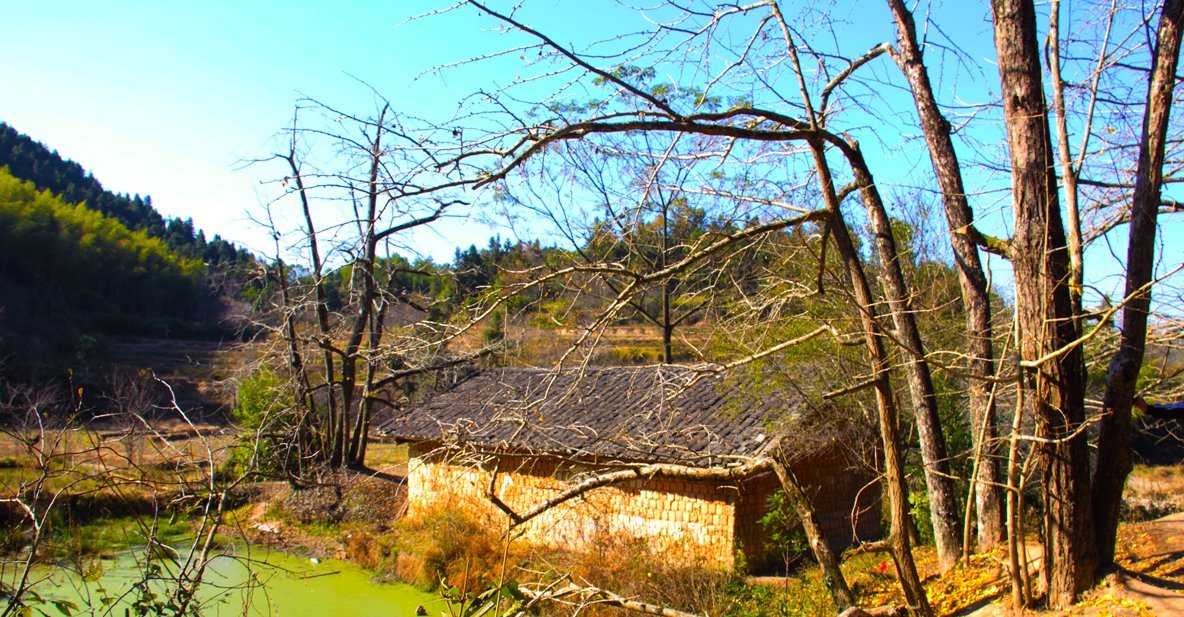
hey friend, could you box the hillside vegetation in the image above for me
[0,168,202,317]
[0,124,264,381]
[0,122,251,265]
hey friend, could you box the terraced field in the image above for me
[102,336,262,420]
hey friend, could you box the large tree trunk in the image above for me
[990,0,1097,605]
[843,139,963,571]
[886,0,1005,550]
[1093,0,1184,568]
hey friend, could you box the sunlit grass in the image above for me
[365,442,409,471]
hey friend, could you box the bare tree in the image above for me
[988,0,1183,604]
[1092,0,1184,569]
[0,376,253,616]
[884,0,1006,551]
[259,96,478,472]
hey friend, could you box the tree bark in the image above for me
[808,139,933,617]
[842,139,963,572]
[990,0,1097,605]
[770,455,856,611]
[1093,0,1184,568]
[885,0,1005,550]
[1047,0,1087,321]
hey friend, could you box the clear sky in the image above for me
[0,1,527,259]
[1,0,1177,308]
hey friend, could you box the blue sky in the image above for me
[1,1,518,259]
[0,1,982,259]
[1,0,1177,308]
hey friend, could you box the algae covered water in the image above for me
[22,548,440,616]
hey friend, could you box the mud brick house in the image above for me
[378,366,880,571]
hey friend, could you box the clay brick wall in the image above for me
[405,444,881,571]
[406,444,740,567]
[734,452,882,571]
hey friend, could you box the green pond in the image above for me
[17,548,441,616]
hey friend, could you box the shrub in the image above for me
[722,577,836,617]
[232,366,289,430]
[536,531,743,617]
[759,490,807,572]
[908,490,934,546]
[226,366,295,476]
[344,530,391,570]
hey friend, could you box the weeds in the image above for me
[391,508,502,591]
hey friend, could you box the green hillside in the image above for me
[0,168,210,378]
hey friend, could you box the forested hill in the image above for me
[0,123,261,381]
[0,122,252,265]
[0,167,202,315]
[0,168,216,377]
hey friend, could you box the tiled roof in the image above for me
[377,366,805,467]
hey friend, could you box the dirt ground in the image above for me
[962,513,1184,616]
[1109,512,1184,615]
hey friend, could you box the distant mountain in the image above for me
[0,122,253,266]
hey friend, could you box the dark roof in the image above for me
[377,366,804,467]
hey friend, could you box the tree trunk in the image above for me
[809,139,933,616]
[1047,0,1087,322]
[990,0,1097,605]
[1093,0,1184,568]
[285,148,340,468]
[1005,382,1030,608]
[886,0,1005,549]
[274,256,315,476]
[842,140,963,571]
[342,107,387,468]
[770,455,855,611]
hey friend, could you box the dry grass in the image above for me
[0,425,236,499]
[1125,464,1184,520]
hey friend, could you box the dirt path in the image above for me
[1113,512,1184,615]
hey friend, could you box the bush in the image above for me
[344,530,391,570]
[908,490,934,546]
[226,366,295,476]
[759,490,806,572]
[722,576,836,617]
[233,366,289,430]
[536,531,743,617]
